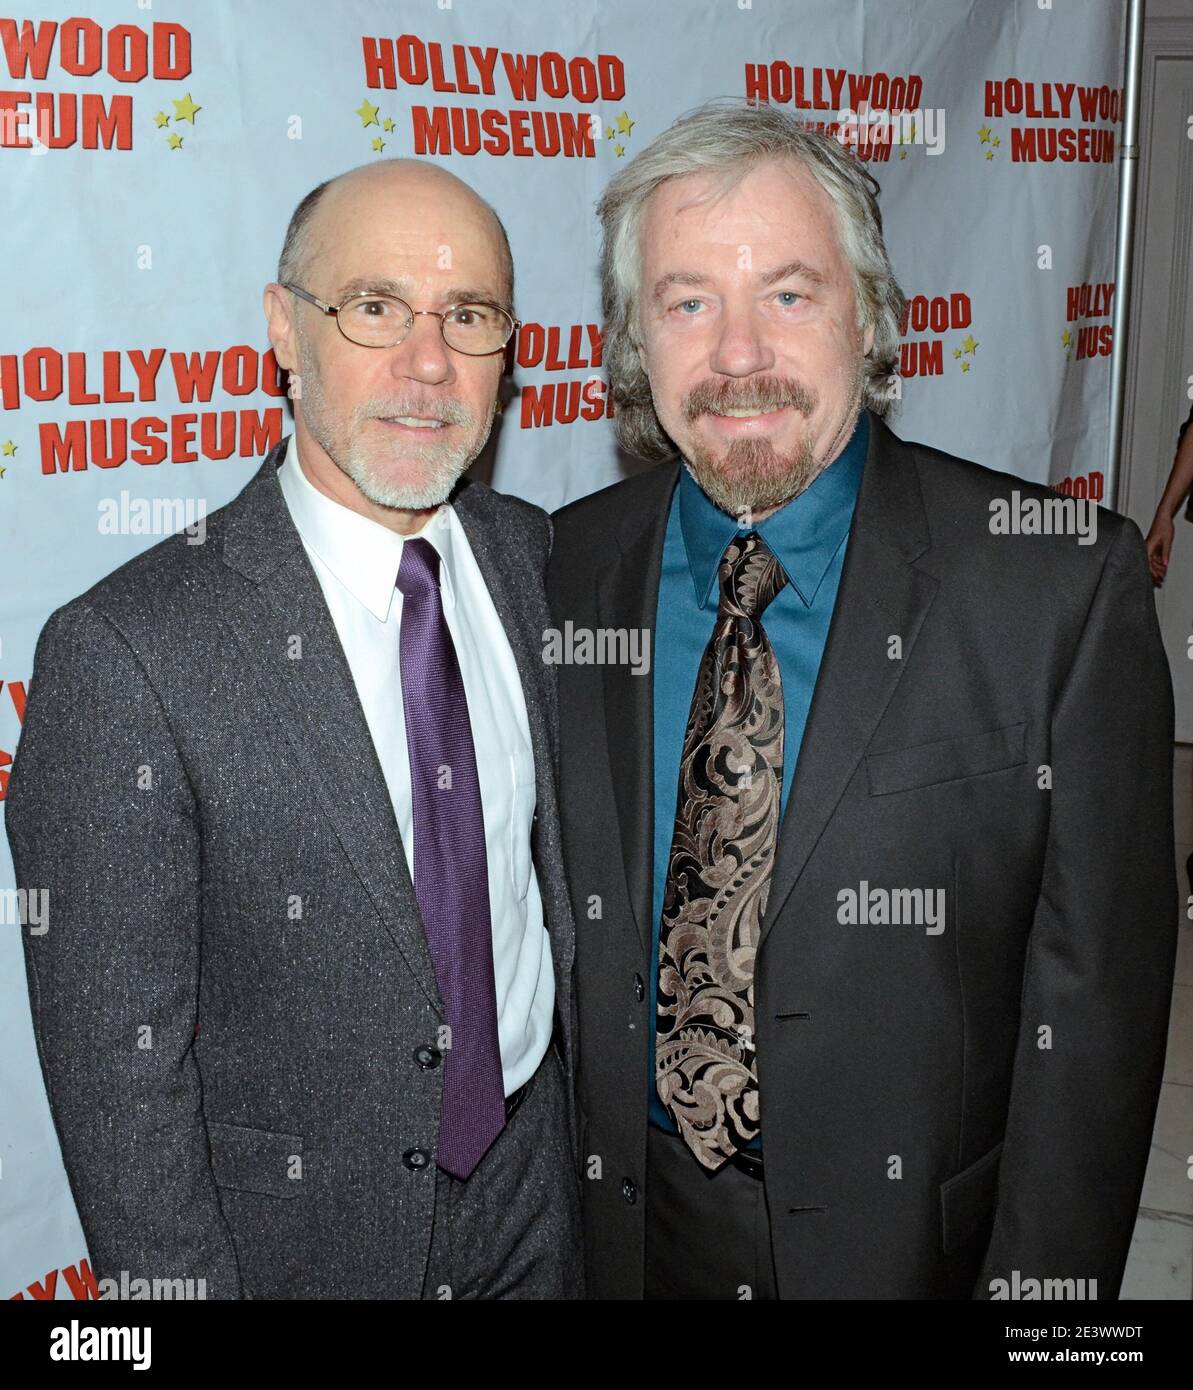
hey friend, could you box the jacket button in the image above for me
[621,1177,638,1204]
[413,1045,442,1069]
[402,1148,431,1171]
[633,973,645,1002]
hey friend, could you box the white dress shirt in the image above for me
[277,433,555,1094]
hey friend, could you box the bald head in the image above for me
[277,158,514,304]
[263,156,513,532]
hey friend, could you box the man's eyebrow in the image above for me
[651,270,710,303]
[333,275,508,307]
[759,258,827,288]
[650,259,828,305]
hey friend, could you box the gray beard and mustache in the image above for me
[678,362,864,520]
[294,332,495,510]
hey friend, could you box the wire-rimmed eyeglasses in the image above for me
[284,282,520,356]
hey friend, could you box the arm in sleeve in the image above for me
[4,601,243,1298]
[973,517,1178,1299]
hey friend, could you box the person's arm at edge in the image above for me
[973,517,1177,1298]
[5,601,243,1299]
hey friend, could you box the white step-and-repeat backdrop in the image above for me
[1,0,1124,1298]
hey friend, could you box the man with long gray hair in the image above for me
[548,99,1175,1299]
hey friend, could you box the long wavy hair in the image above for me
[597,99,907,460]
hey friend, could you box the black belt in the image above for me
[505,1076,532,1121]
[730,1147,764,1180]
[505,1032,559,1121]
[651,1122,764,1178]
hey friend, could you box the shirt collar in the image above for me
[678,409,869,610]
[276,432,457,621]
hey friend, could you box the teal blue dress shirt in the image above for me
[649,410,870,1141]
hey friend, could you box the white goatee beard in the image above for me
[339,437,475,510]
[295,325,495,510]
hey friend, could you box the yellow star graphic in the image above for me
[1,440,16,456]
[1061,328,1072,348]
[961,335,978,355]
[382,117,395,132]
[172,93,201,124]
[167,131,183,150]
[991,135,1000,147]
[616,111,634,137]
[961,359,971,372]
[978,125,991,143]
[371,136,385,152]
[154,111,170,129]
[356,99,380,128]
[614,143,625,157]
[605,125,615,140]
[952,347,963,360]
[985,148,994,160]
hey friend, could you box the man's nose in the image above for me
[708,302,776,378]
[385,311,455,385]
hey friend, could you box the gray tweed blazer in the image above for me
[5,436,578,1299]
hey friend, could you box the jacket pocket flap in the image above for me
[867,723,1027,797]
[940,1140,1004,1254]
[207,1120,304,1199]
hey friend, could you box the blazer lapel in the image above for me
[217,439,442,1013]
[760,415,939,941]
[450,479,572,980]
[595,464,679,952]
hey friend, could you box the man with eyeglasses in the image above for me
[6,158,583,1299]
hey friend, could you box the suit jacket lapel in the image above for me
[595,464,679,952]
[451,479,574,982]
[217,439,442,1013]
[760,414,939,941]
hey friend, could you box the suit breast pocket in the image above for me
[206,1120,304,1199]
[865,722,1028,797]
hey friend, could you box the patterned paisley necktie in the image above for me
[656,531,787,1171]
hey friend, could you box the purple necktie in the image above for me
[396,537,505,1179]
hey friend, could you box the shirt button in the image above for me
[413,1045,442,1069]
[621,1177,638,1205]
[403,1149,431,1171]
[633,973,645,1002]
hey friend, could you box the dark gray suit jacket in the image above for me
[6,436,579,1299]
[547,410,1177,1299]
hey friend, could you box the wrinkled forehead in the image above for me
[309,169,511,297]
[640,157,845,271]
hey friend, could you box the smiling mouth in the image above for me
[377,416,450,430]
[709,406,789,418]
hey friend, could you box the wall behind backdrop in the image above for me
[0,0,1125,1299]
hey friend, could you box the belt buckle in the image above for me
[729,1147,764,1179]
[505,1078,529,1121]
